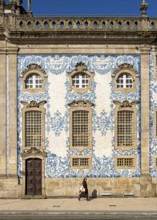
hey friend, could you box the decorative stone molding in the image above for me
[20,63,47,93]
[21,100,47,109]
[112,63,138,93]
[152,156,157,170]
[21,63,47,76]
[140,0,148,18]
[68,100,94,108]
[112,64,138,77]
[75,62,87,71]
[67,62,94,94]
[113,100,138,109]
[21,147,47,159]
[139,45,151,54]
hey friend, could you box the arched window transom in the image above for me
[21,63,47,93]
[68,62,94,94]
[117,73,133,88]
[25,73,42,89]
[72,72,89,89]
[112,63,138,93]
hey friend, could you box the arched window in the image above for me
[25,73,42,89]
[21,63,47,93]
[117,73,133,88]
[68,62,94,93]
[112,64,138,92]
[72,72,89,89]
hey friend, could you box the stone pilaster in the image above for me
[7,48,18,177]
[0,50,7,176]
[140,45,151,176]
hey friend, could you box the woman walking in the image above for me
[78,178,89,201]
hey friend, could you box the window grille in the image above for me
[72,158,89,167]
[25,111,42,147]
[117,158,134,167]
[72,73,89,88]
[117,73,133,88]
[72,110,89,147]
[25,73,42,89]
[117,110,134,147]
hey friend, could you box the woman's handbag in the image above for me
[79,185,85,192]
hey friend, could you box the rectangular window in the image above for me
[117,111,134,147]
[25,111,42,147]
[70,156,91,169]
[117,158,134,168]
[72,111,89,147]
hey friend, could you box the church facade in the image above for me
[0,0,157,198]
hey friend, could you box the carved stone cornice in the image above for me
[21,100,47,109]
[139,44,152,54]
[21,63,47,78]
[0,14,156,44]
[21,147,47,158]
[75,62,87,72]
[68,100,94,108]
[113,100,138,108]
[112,63,138,78]
[68,62,94,75]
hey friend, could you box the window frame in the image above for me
[115,156,137,169]
[20,63,47,93]
[21,101,46,149]
[114,100,138,151]
[25,73,42,89]
[70,155,92,169]
[116,73,133,89]
[72,72,90,89]
[68,62,94,94]
[112,63,138,93]
[69,100,93,151]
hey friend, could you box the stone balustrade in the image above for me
[15,17,157,32]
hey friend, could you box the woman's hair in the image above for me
[83,178,87,182]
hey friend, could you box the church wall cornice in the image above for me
[0,14,157,44]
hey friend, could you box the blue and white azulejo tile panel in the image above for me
[17,54,141,178]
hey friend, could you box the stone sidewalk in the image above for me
[0,197,156,214]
